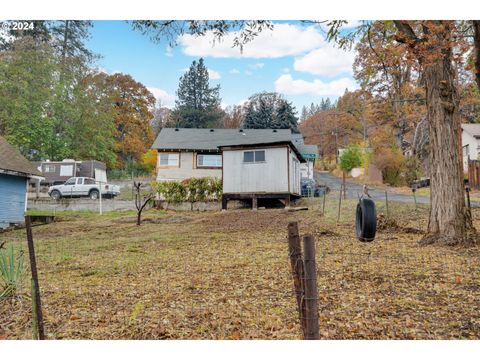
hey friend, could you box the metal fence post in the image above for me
[303,234,319,340]
[337,185,343,224]
[25,216,45,340]
[322,190,326,215]
[385,190,389,219]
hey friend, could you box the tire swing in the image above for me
[355,195,377,242]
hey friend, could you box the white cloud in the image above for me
[293,45,355,77]
[282,67,290,73]
[178,23,325,59]
[208,68,221,80]
[165,45,174,57]
[274,74,358,97]
[229,68,240,74]
[249,62,265,69]
[147,87,176,108]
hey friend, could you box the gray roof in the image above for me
[296,144,318,156]
[291,133,305,146]
[0,135,42,177]
[152,128,295,151]
[462,124,480,138]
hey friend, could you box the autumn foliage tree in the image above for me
[94,72,155,168]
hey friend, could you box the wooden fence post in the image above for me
[25,216,45,340]
[303,234,320,340]
[287,222,306,338]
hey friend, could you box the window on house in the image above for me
[197,154,222,168]
[243,150,266,163]
[44,165,55,173]
[159,153,179,167]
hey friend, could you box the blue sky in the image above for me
[87,20,360,112]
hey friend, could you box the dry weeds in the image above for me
[1,195,480,339]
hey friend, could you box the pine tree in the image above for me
[172,58,223,128]
[300,105,308,122]
[309,102,316,117]
[320,98,327,111]
[325,98,332,110]
[275,100,299,132]
[243,92,298,131]
[49,21,94,64]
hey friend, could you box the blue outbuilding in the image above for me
[0,136,43,229]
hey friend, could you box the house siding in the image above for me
[222,146,290,194]
[462,130,480,172]
[156,151,222,181]
[0,173,27,228]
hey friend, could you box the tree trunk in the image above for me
[473,21,480,91]
[136,211,141,226]
[421,51,475,245]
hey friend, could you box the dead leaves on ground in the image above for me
[1,203,480,339]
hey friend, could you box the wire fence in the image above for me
[1,187,480,339]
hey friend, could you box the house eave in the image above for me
[0,168,44,180]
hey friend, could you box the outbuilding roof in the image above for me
[296,144,319,157]
[0,135,43,177]
[152,128,295,151]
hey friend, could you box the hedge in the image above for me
[152,177,222,204]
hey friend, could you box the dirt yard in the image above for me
[1,195,480,339]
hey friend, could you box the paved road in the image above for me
[314,171,431,204]
[314,171,480,208]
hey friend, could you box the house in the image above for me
[0,136,43,229]
[291,133,319,180]
[151,128,306,209]
[32,159,107,185]
[462,124,480,172]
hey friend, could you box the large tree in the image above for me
[390,21,474,245]
[0,37,57,159]
[100,73,155,167]
[171,58,224,128]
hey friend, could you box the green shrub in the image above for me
[404,156,424,185]
[339,144,363,172]
[0,243,26,300]
[152,177,222,205]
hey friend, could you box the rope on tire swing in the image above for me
[355,184,377,242]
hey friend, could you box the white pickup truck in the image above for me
[48,177,120,200]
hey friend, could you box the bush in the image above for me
[372,148,406,186]
[152,177,222,205]
[339,144,363,172]
[108,160,152,180]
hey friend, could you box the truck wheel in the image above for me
[89,189,99,200]
[50,190,61,200]
[355,198,377,242]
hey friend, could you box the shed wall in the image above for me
[222,146,289,193]
[0,173,27,228]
